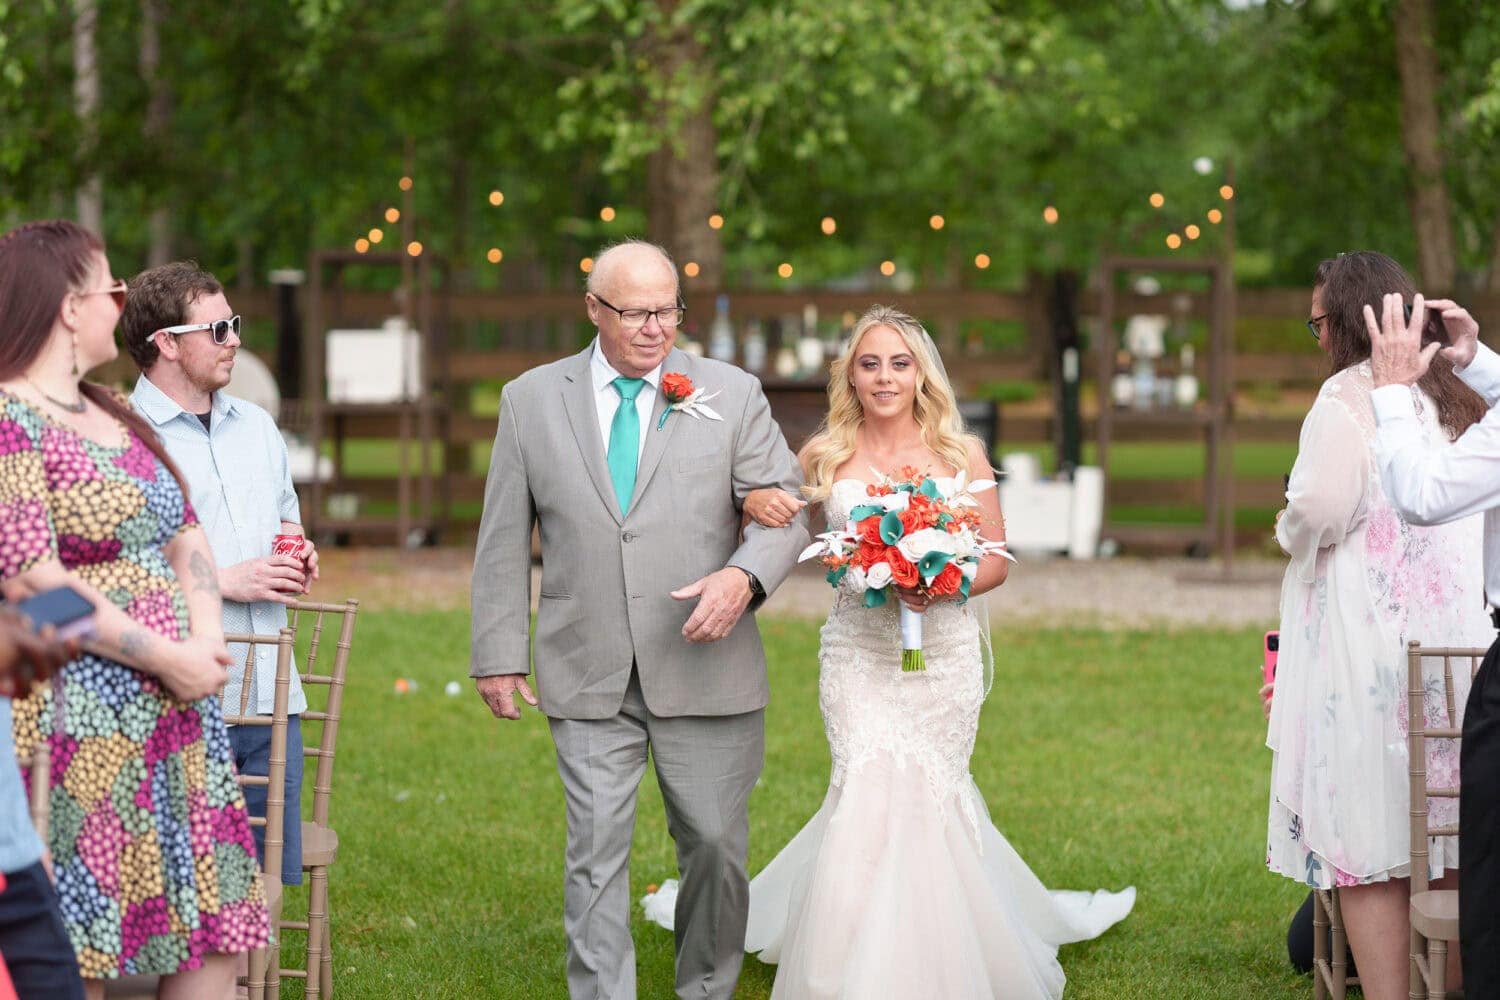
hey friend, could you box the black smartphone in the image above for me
[1403,301,1449,347]
[15,585,96,642]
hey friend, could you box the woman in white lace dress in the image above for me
[1267,251,1491,998]
[736,307,1133,999]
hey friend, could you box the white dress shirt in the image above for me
[1373,341,1500,605]
[590,339,661,462]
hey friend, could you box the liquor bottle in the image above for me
[708,294,735,363]
[1174,344,1200,408]
[742,319,767,373]
[1110,349,1135,408]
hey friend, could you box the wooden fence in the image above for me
[221,280,1500,548]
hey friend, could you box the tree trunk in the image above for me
[140,0,173,265]
[643,1,724,288]
[1487,210,1500,291]
[1393,0,1456,293]
[72,0,102,234]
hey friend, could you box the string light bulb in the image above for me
[708,213,724,230]
[599,206,616,222]
[354,238,370,253]
[385,208,400,224]
[406,241,423,257]
[820,216,836,235]
[879,260,896,276]
[489,190,504,206]
[1219,185,1235,200]
[580,257,594,273]
[974,253,991,270]
[486,248,503,264]
[1207,208,1223,224]
[368,228,384,244]
[399,176,413,191]
[1042,206,1059,225]
[1185,224,1201,240]
[777,262,793,278]
[1165,233,1183,250]
[683,261,700,278]
[1149,192,1165,209]
[929,214,945,231]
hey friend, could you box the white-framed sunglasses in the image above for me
[154,314,241,346]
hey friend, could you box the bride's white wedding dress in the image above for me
[742,479,1133,999]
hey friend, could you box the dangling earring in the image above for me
[70,330,79,377]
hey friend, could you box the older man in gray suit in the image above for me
[470,240,808,1000]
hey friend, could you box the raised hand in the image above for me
[1421,297,1482,370]
[743,488,807,528]
[1367,292,1441,388]
[476,674,539,720]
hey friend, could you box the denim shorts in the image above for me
[229,715,304,886]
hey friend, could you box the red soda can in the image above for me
[273,533,307,560]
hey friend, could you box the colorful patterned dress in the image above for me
[0,389,269,979]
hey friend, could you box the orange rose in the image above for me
[898,508,924,536]
[854,542,886,569]
[886,549,919,588]
[858,516,884,546]
[661,372,695,401]
[929,562,963,596]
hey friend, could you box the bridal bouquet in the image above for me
[798,466,1015,671]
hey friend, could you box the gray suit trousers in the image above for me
[549,671,765,1000]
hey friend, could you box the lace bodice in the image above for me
[819,480,986,835]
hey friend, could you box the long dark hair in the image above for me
[0,220,188,492]
[1315,251,1485,439]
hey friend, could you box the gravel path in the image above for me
[316,548,1283,630]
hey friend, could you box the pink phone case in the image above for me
[1263,630,1279,685]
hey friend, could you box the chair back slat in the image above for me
[288,598,359,828]
[1406,641,1485,899]
[221,628,295,888]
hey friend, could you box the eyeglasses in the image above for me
[591,293,685,330]
[1306,313,1326,341]
[77,279,128,310]
[154,314,241,346]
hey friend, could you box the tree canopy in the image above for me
[1,0,1496,292]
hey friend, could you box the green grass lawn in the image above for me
[298,610,1310,999]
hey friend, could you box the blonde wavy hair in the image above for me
[801,305,980,501]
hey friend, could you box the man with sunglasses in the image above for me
[119,261,314,893]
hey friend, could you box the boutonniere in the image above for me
[657,372,723,430]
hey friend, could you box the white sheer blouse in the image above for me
[1266,361,1491,884]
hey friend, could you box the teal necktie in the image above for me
[606,376,646,514]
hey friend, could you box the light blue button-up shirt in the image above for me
[131,375,308,718]
[0,698,42,874]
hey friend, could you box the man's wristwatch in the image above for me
[738,567,765,599]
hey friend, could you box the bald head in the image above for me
[587,240,678,299]
[585,239,682,378]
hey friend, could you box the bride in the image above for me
[710,306,1132,998]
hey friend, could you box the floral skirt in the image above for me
[12,654,269,978]
[1265,790,1458,889]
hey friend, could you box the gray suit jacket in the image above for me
[469,346,809,719]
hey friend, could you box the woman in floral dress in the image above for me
[0,220,268,998]
[1267,251,1492,999]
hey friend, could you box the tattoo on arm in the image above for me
[188,549,220,597]
[119,629,152,662]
